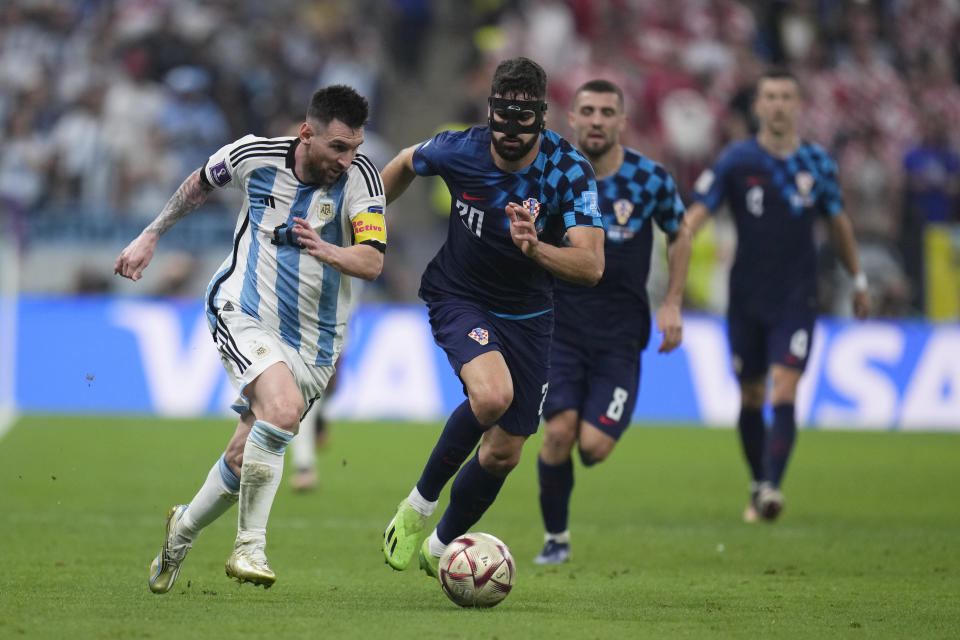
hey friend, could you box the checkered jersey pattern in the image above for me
[413,126,601,316]
[692,137,842,313]
[555,148,686,349]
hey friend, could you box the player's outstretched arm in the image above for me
[114,168,213,281]
[506,201,604,285]
[292,217,384,281]
[682,202,711,236]
[656,218,694,353]
[829,211,871,319]
[381,145,418,205]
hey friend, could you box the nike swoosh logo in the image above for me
[461,192,484,201]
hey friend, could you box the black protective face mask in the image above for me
[488,96,547,135]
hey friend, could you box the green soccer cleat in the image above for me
[382,499,427,570]
[148,504,191,594]
[418,537,439,580]
[225,543,276,588]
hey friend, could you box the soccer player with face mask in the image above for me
[685,68,870,522]
[533,79,693,564]
[379,57,605,578]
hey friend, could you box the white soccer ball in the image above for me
[438,532,516,608]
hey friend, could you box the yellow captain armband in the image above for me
[352,207,387,249]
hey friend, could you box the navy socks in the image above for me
[738,407,766,483]
[436,454,506,544]
[537,456,574,534]
[416,400,486,502]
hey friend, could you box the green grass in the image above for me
[1,416,958,639]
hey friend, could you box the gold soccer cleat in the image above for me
[225,544,276,588]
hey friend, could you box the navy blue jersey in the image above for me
[692,137,842,314]
[413,126,602,316]
[554,148,685,349]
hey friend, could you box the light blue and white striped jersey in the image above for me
[202,134,386,366]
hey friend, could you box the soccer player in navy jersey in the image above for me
[379,57,605,577]
[685,68,870,522]
[533,79,694,564]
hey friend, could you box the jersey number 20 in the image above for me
[456,199,484,238]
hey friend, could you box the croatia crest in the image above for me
[468,327,489,346]
[522,197,541,220]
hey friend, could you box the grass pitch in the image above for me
[0,415,957,639]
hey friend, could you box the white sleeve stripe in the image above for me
[352,154,384,197]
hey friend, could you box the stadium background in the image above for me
[0,0,958,430]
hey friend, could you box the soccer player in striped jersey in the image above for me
[685,68,870,522]
[115,85,386,592]
[380,57,605,578]
[534,79,694,564]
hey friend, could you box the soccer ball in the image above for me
[438,532,516,608]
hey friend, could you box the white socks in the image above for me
[427,529,446,558]
[177,454,240,545]
[236,420,294,548]
[544,530,571,544]
[407,487,438,517]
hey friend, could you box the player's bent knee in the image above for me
[471,390,513,426]
[477,447,521,478]
[739,380,766,409]
[256,400,304,433]
[224,449,244,476]
[479,455,519,478]
[577,447,604,467]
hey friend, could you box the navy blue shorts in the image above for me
[543,333,640,440]
[727,304,816,380]
[425,297,553,436]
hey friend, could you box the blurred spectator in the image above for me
[47,80,112,212]
[902,112,960,314]
[836,124,910,317]
[386,0,433,80]
[0,102,51,227]
[157,65,230,180]
[102,44,169,215]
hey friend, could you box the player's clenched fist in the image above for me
[114,231,160,281]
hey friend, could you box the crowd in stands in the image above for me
[1,0,958,318]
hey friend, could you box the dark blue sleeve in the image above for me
[816,152,843,217]
[557,154,603,230]
[411,133,447,178]
[652,169,686,234]
[691,147,732,213]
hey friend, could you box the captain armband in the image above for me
[352,207,387,252]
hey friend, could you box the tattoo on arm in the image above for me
[145,169,214,235]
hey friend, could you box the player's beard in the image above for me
[579,133,616,161]
[492,133,539,161]
[303,154,345,186]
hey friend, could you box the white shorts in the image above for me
[212,309,335,419]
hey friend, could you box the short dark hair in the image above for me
[490,57,547,100]
[574,79,624,107]
[307,85,369,129]
[757,66,800,90]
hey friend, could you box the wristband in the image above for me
[853,272,868,293]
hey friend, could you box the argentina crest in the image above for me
[311,197,335,224]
